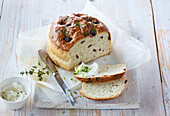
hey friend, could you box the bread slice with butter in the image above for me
[74,63,127,83]
[80,77,128,100]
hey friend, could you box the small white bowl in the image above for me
[0,77,31,109]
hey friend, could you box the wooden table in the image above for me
[0,0,169,115]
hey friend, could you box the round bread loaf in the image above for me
[47,13,111,70]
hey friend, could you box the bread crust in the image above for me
[49,13,110,51]
[47,13,111,71]
[80,77,128,100]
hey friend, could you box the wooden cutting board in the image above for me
[34,72,140,109]
[33,15,140,110]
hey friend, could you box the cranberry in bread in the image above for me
[47,13,111,70]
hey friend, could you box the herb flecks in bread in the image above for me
[47,13,111,70]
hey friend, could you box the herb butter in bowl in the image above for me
[0,77,31,109]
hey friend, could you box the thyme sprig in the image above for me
[20,56,53,81]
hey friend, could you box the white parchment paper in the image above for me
[15,1,151,106]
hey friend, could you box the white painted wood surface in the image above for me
[151,0,170,116]
[0,0,168,115]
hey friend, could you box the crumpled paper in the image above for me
[15,1,151,106]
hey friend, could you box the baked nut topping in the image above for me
[49,13,110,51]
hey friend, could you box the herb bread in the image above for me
[74,63,127,83]
[47,13,111,70]
[80,77,128,100]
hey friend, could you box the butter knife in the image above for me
[38,49,75,106]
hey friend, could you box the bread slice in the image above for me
[74,63,126,83]
[80,77,128,100]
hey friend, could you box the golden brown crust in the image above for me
[80,77,128,100]
[47,37,70,63]
[74,71,126,83]
[49,13,110,51]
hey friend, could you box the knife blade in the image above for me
[38,49,75,106]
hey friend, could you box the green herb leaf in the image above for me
[73,73,77,75]
[39,77,43,81]
[46,71,49,75]
[71,78,73,80]
[84,66,88,69]
[20,72,24,76]
[33,66,37,69]
[80,96,82,98]
[38,61,41,65]
[73,91,77,94]
[38,74,42,77]
[42,67,46,70]
[25,71,28,74]
[62,111,65,114]
[29,70,34,75]
[81,69,88,72]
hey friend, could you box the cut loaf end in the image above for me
[47,32,111,71]
[80,77,128,100]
